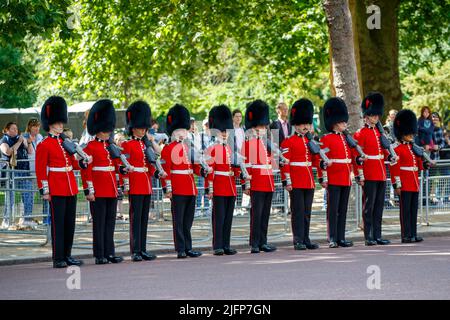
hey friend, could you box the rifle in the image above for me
[142,134,167,177]
[343,130,367,163]
[60,133,90,165]
[106,136,132,171]
[305,132,330,166]
[411,142,434,165]
[266,138,289,165]
[185,138,211,174]
[375,121,397,163]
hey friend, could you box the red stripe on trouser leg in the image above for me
[129,197,134,253]
[170,199,178,252]
[399,193,404,238]
[50,200,56,260]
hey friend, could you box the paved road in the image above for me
[1,237,450,300]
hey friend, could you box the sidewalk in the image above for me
[1,217,450,266]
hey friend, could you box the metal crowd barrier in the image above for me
[1,158,450,249]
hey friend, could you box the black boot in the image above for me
[53,260,68,268]
[95,257,109,265]
[106,255,124,263]
[65,256,83,266]
[141,251,157,261]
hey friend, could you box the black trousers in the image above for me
[129,194,151,254]
[289,188,315,245]
[399,191,419,239]
[90,197,118,259]
[326,185,351,242]
[362,181,386,240]
[250,191,273,248]
[171,195,196,253]
[212,196,236,250]
[49,196,77,262]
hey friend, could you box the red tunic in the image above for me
[280,133,320,189]
[390,142,424,192]
[160,140,203,196]
[205,142,241,197]
[80,138,121,198]
[241,137,275,192]
[120,137,155,195]
[35,134,80,196]
[318,132,354,187]
[352,125,389,181]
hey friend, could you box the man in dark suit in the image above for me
[269,102,292,145]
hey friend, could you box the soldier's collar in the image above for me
[332,130,343,135]
[364,123,375,129]
[48,133,60,139]
[95,137,107,143]
[132,136,143,141]
[295,131,306,137]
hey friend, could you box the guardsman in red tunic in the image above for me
[353,92,396,246]
[390,109,429,243]
[242,100,277,253]
[281,99,320,251]
[36,96,91,268]
[318,97,356,248]
[121,101,158,262]
[160,104,208,259]
[205,105,242,256]
[80,99,124,264]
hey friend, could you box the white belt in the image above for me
[366,154,384,160]
[400,166,418,172]
[171,169,193,175]
[214,171,234,177]
[48,166,73,172]
[92,166,115,172]
[290,161,312,167]
[330,159,352,164]
[133,167,149,173]
[252,164,272,169]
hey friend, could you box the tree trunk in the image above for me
[350,0,402,118]
[323,0,362,132]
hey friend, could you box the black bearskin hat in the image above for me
[87,99,116,136]
[126,100,152,135]
[323,97,349,132]
[361,92,384,116]
[393,109,418,141]
[209,104,233,132]
[245,99,270,129]
[41,96,68,132]
[290,98,314,125]
[166,104,191,137]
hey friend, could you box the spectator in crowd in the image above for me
[79,109,94,145]
[384,109,398,142]
[0,122,33,229]
[440,131,450,203]
[416,106,434,151]
[114,133,127,220]
[195,119,211,217]
[23,118,50,225]
[269,102,291,146]
[430,113,447,204]
[231,109,246,215]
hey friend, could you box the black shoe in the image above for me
[224,247,237,255]
[338,240,353,247]
[213,249,224,256]
[65,256,83,266]
[260,244,277,252]
[131,253,143,262]
[53,260,68,268]
[365,239,377,246]
[401,238,412,243]
[106,255,124,263]
[177,251,187,259]
[141,251,157,261]
[305,242,319,250]
[329,241,338,248]
[376,238,391,245]
[186,250,202,258]
[294,243,307,250]
[95,257,109,265]
[412,236,423,242]
[251,247,260,253]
